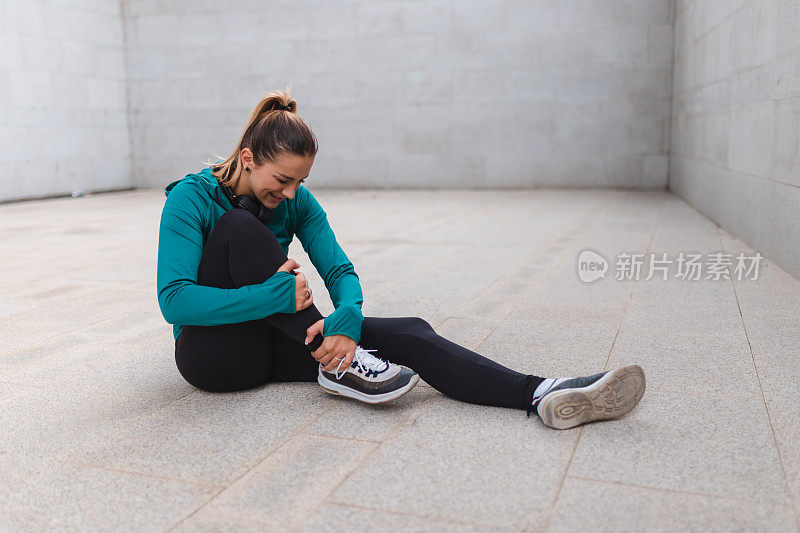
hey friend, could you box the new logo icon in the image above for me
[577,249,608,283]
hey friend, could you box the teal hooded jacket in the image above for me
[156,166,365,345]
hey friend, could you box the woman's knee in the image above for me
[213,209,273,241]
[398,316,435,336]
[215,208,264,234]
[213,209,284,258]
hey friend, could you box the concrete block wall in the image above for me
[126,0,675,190]
[669,0,800,279]
[0,0,131,203]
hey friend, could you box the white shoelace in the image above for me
[334,346,390,380]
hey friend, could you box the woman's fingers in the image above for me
[297,272,314,310]
[321,348,355,373]
[341,349,354,370]
[278,258,300,273]
[321,353,345,373]
[324,357,343,373]
[317,336,355,373]
[315,336,353,373]
[305,319,323,346]
[294,272,314,310]
[312,343,335,368]
[325,353,350,373]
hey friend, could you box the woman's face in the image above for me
[237,149,314,207]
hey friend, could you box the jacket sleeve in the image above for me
[156,181,297,327]
[295,186,365,344]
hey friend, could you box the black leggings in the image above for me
[175,209,545,411]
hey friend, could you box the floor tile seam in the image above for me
[0,347,170,371]
[299,431,382,445]
[53,457,223,490]
[0,378,123,395]
[303,384,439,442]
[564,474,796,507]
[477,192,624,277]
[470,251,561,303]
[606,190,666,374]
[480,223,647,348]
[663,192,735,238]
[399,200,507,239]
[175,508,287,531]
[366,245,469,299]
[540,426,585,533]
[0,285,138,311]
[0,329,88,356]
[439,315,498,326]
[625,294,747,306]
[452,302,630,315]
[1,285,148,318]
[482,332,749,347]
[625,384,761,402]
[165,403,337,533]
[294,394,440,529]
[615,329,749,341]
[740,303,800,315]
[0,378,190,402]
[80,389,199,437]
[0,312,144,342]
[0,379,192,413]
[604,334,755,350]
[5,379,760,415]
[724,232,800,531]
[337,192,616,304]
[473,326,496,350]
[525,192,638,287]
[466,191,631,335]
[477,331,752,347]
[362,202,504,262]
[437,315,500,346]
[542,195,665,531]
[540,259,628,531]
[608,343,761,361]
[304,500,521,532]
[277,442,383,531]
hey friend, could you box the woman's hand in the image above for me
[305,319,357,373]
[278,258,313,311]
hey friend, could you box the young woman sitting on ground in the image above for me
[156,88,646,430]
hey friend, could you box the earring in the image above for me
[245,167,251,172]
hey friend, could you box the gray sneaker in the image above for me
[530,365,646,430]
[317,346,419,404]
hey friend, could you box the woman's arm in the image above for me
[156,181,297,326]
[294,186,365,344]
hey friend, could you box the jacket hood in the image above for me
[164,166,220,198]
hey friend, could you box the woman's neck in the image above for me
[232,179,251,197]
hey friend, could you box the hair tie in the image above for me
[275,104,291,111]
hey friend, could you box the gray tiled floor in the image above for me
[1,188,799,531]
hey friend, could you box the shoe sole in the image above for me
[317,368,420,404]
[538,364,646,430]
